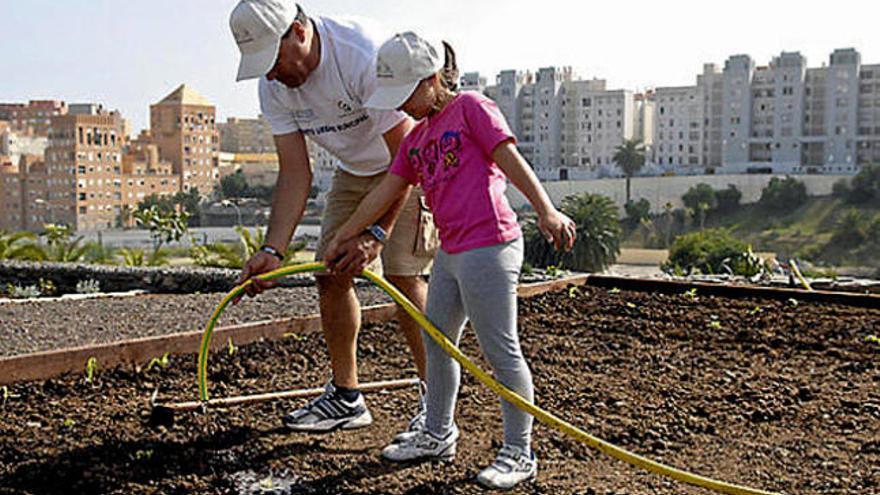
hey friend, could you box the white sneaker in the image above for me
[381,427,459,463]
[392,380,427,443]
[476,445,537,490]
[282,381,373,433]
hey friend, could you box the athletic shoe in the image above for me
[476,445,538,490]
[392,380,427,443]
[381,426,459,462]
[282,381,373,433]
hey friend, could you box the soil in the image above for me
[0,285,390,358]
[0,286,878,495]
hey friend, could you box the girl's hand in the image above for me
[538,210,577,252]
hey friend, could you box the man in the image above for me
[229,0,434,434]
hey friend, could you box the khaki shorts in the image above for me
[315,170,438,277]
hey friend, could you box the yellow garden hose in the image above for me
[197,262,782,495]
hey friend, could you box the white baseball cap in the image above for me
[230,0,301,81]
[365,32,444,110]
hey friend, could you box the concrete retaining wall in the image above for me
[507,174,849,213]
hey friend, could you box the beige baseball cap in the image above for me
[365,32,444,110]
[230,0,301,81]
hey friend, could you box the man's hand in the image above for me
[233,251,282,304]
[324,233,383,276]
[538,209,577,252]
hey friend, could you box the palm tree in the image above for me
[0,230,46,261]
[613,139,646,204]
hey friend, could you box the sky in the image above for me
[2,0,879,133]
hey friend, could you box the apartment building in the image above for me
[560,80,634,179]
[149,85,220,195]
[654,85,703,173]
[0,156,22,231]
[0,100,67,137]
[219,116,275,154]
[857,64,880,167]
[121,133,180,209]
[43,109,127,231]
[0,124,48,170]
[460,72,488,93]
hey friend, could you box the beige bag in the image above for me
[414,196,440,258]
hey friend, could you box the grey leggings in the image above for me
[423,237,534,451]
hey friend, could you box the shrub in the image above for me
[624,198,651,226]
[524,193,621,273]
[759,176,809,212]
[662,228,748,275]
[715,185,743,213]
[847,164,880,204]
[830,209,870,248]
[682,183,718,212]
[832,179,851,199]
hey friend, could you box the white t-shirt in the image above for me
[259,16,406,177]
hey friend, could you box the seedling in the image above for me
[85,357,98,383]
[282,333,305,342]
[866,335,880,347]
[1,386,19,404]
[134,449,154,461]
[708,320,723,331]
[545,265,561,278]
[145,353,170,372]
[626,302,637,309]
[749,306,763,316]
[683,288,698,301]
[609,288,621,295]
[62,418,76,428]
[788,298,799,308]
[259,477,276,491]
[76,279,101,295]
[568,286,580,298]
[227,337,237,356]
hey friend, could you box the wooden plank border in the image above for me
[0,275,587,385]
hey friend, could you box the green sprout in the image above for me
[609,288,621,295]
[134,449,154,461]
[683,288,698,301]
[568,286,581,298]
[282,333,305,342]
[626,302,637,309]
[708,320,723,331]
[85,357,98,383]
[259,476,275,491]
[545,265,561,278]
[145,353,170,372]
[227,337,237,356]
[866,335,880,347]
[1,386,19,405]
[62,418,76,428]
[788,298,799,307]
[749,306,763,316]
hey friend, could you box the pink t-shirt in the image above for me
[390,91,522,254]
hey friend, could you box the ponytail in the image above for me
[439,41,459,92]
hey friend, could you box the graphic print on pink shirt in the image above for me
[390,91,522,254]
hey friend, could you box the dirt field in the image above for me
[1,285,878,494]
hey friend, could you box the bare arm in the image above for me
[234,131,312,300]
[336,174,413,244]
[264,132,313,252]
[492,140,577,251]
[372,118,414,234]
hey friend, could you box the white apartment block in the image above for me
[487,68,637,181]
[654,85,703,174]
[481,47,878,180]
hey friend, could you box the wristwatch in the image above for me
[259,245,285,262]
[365,224,388,244]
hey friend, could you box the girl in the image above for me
[324,31,576,490]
